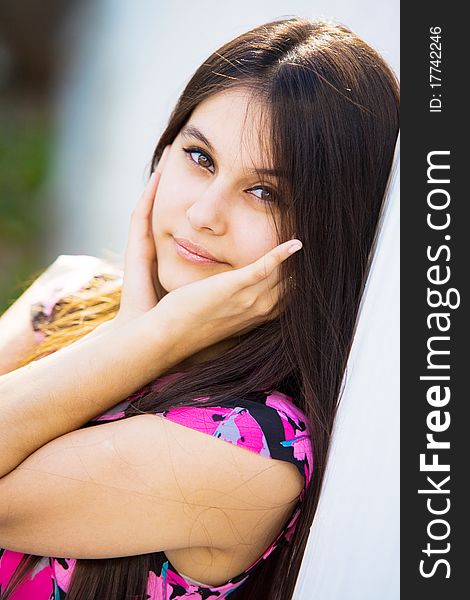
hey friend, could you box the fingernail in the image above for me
[288,242,303,254]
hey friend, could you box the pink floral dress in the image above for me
[0,255,313,599]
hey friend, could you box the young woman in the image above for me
[0,16,399,600]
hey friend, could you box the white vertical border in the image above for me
[294,138,400,599]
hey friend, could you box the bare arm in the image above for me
[0,313,182,479]
[0,283,42,375]
[0,228,301,483]
[0,254,121,375]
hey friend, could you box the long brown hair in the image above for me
[3,16,399,600]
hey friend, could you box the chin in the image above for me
[157,263,204,292]
[157,271,180,293]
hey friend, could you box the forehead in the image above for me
[183,88,272,171]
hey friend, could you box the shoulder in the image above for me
[30,254,123,340]
[158,388,314,489]
[0,412,301,559]
[0,255,121,374]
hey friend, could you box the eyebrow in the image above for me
[180,124,284,178]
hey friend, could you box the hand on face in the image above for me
[151,236,302,356]
[115,145,171,324]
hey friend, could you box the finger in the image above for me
[131,144,170,220]
[239,240,303,286]
[263,279,294,321]
[155,145,171,175]
[122,179,160,285]
[132,170,161,220]
[265,284,282,320]
[126,196,158,262]
[264,280,281,312]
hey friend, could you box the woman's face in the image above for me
[152,88,282,292]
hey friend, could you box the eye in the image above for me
[248,186,278,204]
[182,147,215,173]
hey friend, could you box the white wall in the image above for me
[293,144,400,599]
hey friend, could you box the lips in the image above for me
[173,237,223,263]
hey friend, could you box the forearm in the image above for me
[0,312,180,478]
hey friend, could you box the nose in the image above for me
[185,179,230,235]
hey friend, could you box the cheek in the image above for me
[152,196,168,235]
[152,173,187,235]
[234,218,279,267]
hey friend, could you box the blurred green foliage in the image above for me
[0,108,52,314]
